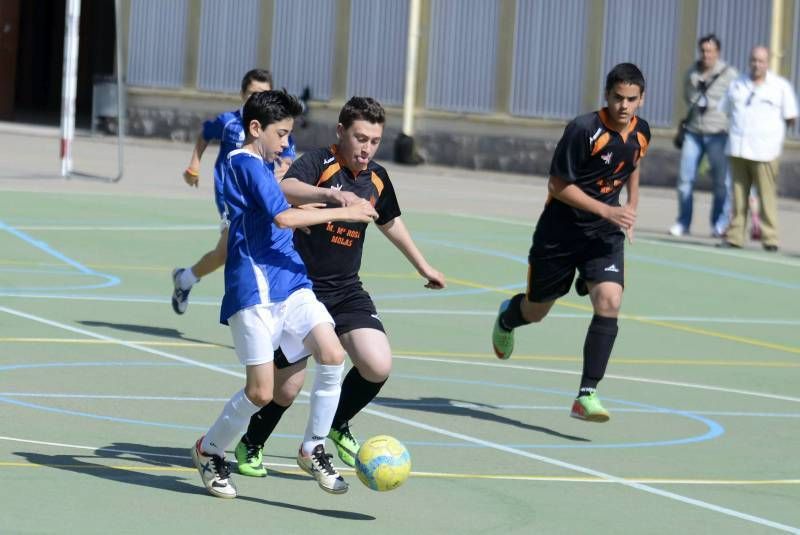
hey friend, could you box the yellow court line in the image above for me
[448,276,800,356]
[2,338,797,368]
[0,462,797,486]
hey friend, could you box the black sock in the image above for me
[242,400,290,447]
[332,367,386,430]
[579,315,618,392]
[499,293,530,331]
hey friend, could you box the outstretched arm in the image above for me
[624,167,640,243]
[273,201,377,229]
[184,133,209,187]
[378,217,446,289]
[281,178,362,206]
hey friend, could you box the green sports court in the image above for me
[1,131,799,534]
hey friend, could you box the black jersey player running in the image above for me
[492,63,650,422]
[234,96,446,476]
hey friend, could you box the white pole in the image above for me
[401,0,421,136]
[60,0,82,177]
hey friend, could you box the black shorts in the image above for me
[526,231,625,303]
[274,285,384,369]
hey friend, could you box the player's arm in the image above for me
[548,175,636,230]
[183,134,209,187]
[274,201,377,229]
[623,166,640,243]
[378,217,446,289]
[281,178,361,206]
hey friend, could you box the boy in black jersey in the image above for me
[492,63,650,422]
[234,97,446,476]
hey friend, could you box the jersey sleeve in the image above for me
[240,158,290,221]
[781,79,799,120]
[375,173,401,226]
[202,113,226,142]
[549,120,589,184]
[284,151,322,186]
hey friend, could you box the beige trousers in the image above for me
[726,157,779,247]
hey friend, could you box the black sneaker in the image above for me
[171,268,192,314]
[297,444,348,494]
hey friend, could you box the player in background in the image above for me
[171,69,296,314]
[191,90,378,498]
[233,96,446,478]
[491,63,650,422]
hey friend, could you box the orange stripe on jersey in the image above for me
[370,171,384,197]
[590,132,611,155]
[316,163,341,187]
[613,161,625,174]
[636,131,649,159]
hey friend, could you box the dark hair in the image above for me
[698,33,721,51]
[338,96,385,129]
[240,69,273,94]
[242,90,303,130]
[605,63,645,94]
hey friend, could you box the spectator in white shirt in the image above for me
[718,46,798,251]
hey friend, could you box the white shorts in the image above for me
[228,288,334,366]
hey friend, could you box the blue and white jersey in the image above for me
[220,149,311,324]
[203,109,297,216]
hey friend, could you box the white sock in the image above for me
[179,268,199,290]
[201,389,260,457]
[302,363,344,455]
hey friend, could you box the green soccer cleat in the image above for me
[328,424,360,468]
[570,392,610,422]
[234,439,267,477]
[492,300,515,360]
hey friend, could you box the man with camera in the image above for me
[670,34,738,238]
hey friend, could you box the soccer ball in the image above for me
[355,435,411,491]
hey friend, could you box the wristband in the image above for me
[185,168,199,177]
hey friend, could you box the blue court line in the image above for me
[0,361,723,450]
[0,220,120,291]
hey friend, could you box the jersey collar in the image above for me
[598,108,638,143]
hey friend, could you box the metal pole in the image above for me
[59,0,81,177]
[401,0,421,136]
[769,0,784,73]
[113,0,124,182]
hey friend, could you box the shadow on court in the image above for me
[78,320,234,349]
[14,448,375,520]
[375,396,589,442]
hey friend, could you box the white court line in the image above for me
[1,305,797,532]
[395,355,800,404]
[10,225,218,231]
[2,292,799,326]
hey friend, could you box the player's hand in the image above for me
[329,189,362,206]
[274,157,292,181]
[605,205,636,230]
[626,226,635,244]
[420,266,446,289]
[183,168,200,187]
[346,199,378,222]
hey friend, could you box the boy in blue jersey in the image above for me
[172,69,296,314]
[492,63,650,422]
[191,90,378,499]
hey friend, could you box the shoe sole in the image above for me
[570,411,610,423]
[296,459,349,494]
[192,444,237,499]
[171,269,188,315]
[237,465,267,477]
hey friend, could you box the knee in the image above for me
[316,346,346,366]
[593,293,622,316]
[244,385,273,408]
[358,358,391,383]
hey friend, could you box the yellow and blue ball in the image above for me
[355,435,411,492]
